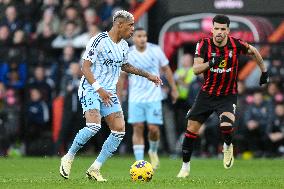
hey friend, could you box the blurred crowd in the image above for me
[0,0,283,159]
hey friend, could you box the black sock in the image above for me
[182,130,198,163]
[220,126,233,145]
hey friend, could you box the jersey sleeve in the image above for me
[157,46,169,67]
[194,39,206,59]
[82,37,100,63]
[238,39,250,55]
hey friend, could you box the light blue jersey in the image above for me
[127,43,168,124]
[78,32,129,115]
[128,42,169,103]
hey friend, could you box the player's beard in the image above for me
[215,34,224,43]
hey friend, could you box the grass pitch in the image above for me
[0,156,283,189]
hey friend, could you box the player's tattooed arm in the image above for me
[121,63,150,78]
[247,45,267,72]
[121,63,163,86]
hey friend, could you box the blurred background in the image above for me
[0,0,283,160]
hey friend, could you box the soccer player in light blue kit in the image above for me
[121,28,178,169]
[59,11,162,181]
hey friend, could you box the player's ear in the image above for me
[227,27,230,34]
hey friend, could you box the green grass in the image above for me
[0,156,283,189]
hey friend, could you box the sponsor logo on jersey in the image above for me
[210,67,232,73]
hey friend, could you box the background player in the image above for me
[59,10,162,181]
[177,14,269,178]
[120,28,178,169]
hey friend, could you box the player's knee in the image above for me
[148,125,159,135]
[133,124,144,135]
[220,114,234,127]
[187,120,201,133]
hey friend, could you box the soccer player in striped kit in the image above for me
[121,27,178,169]
[177,15,269,178]
[59,10,162,181]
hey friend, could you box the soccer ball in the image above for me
[130,160,154,182]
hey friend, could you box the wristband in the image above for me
[92,81,101,91]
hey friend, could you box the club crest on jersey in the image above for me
[219,60,227,68]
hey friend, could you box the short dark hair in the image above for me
[212,15,230,27]
[134,27,145,32]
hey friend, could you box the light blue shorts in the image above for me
[79,91,122,117]
[128,101,163,125]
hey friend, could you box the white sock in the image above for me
[133,145,145,160]
[65,153,75,160]
[223,143,230,150]
[181,162,190,171]
[90,160,102,170]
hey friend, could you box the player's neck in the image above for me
[135,45,146,52]
[108,29,122,43]
[213,37,228,47]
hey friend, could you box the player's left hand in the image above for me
[147,74,163,86]
[170,88,179,104]
[259,71,269,86]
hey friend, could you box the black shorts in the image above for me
[186,90,237,124]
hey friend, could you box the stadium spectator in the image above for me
[41,0,59,13]
[51,21,79,48]
[24,88,52,156]
[77,0,96,11]
[27,66,55,105]
[58,45,78,76]
[264,103,284,157]
[0,59,27,89]
[82,8,101,30]
[0,5,23,33]
[61,5,83,34]
[0,82,9,156]
[242,90,273,157]
[0,25,11,61]
[54,62,84,155]
[35,24,57,58]
[160,73,178,155]
[174,54,195,135]
[98,0,121,30]
[18,0,39,34]
[73,24,100,48]
[266,81,284,105]
[0,84,21,156]
[36,8,60,35]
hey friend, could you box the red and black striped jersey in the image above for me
[194,36,249,96]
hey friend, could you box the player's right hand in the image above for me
[208,56,223,68]
[147,74,163,86]
[97,88,113,106]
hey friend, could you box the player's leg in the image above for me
[217,95,237,169]
[132,123,145,160]
[145,101,163,169]
[128,102,146,160]
[219,112,235,169]
[87,94,124,181]
[177,91,212,178]
[60,92,101,179]
[147,124,160,169]
[177,120,202,178]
